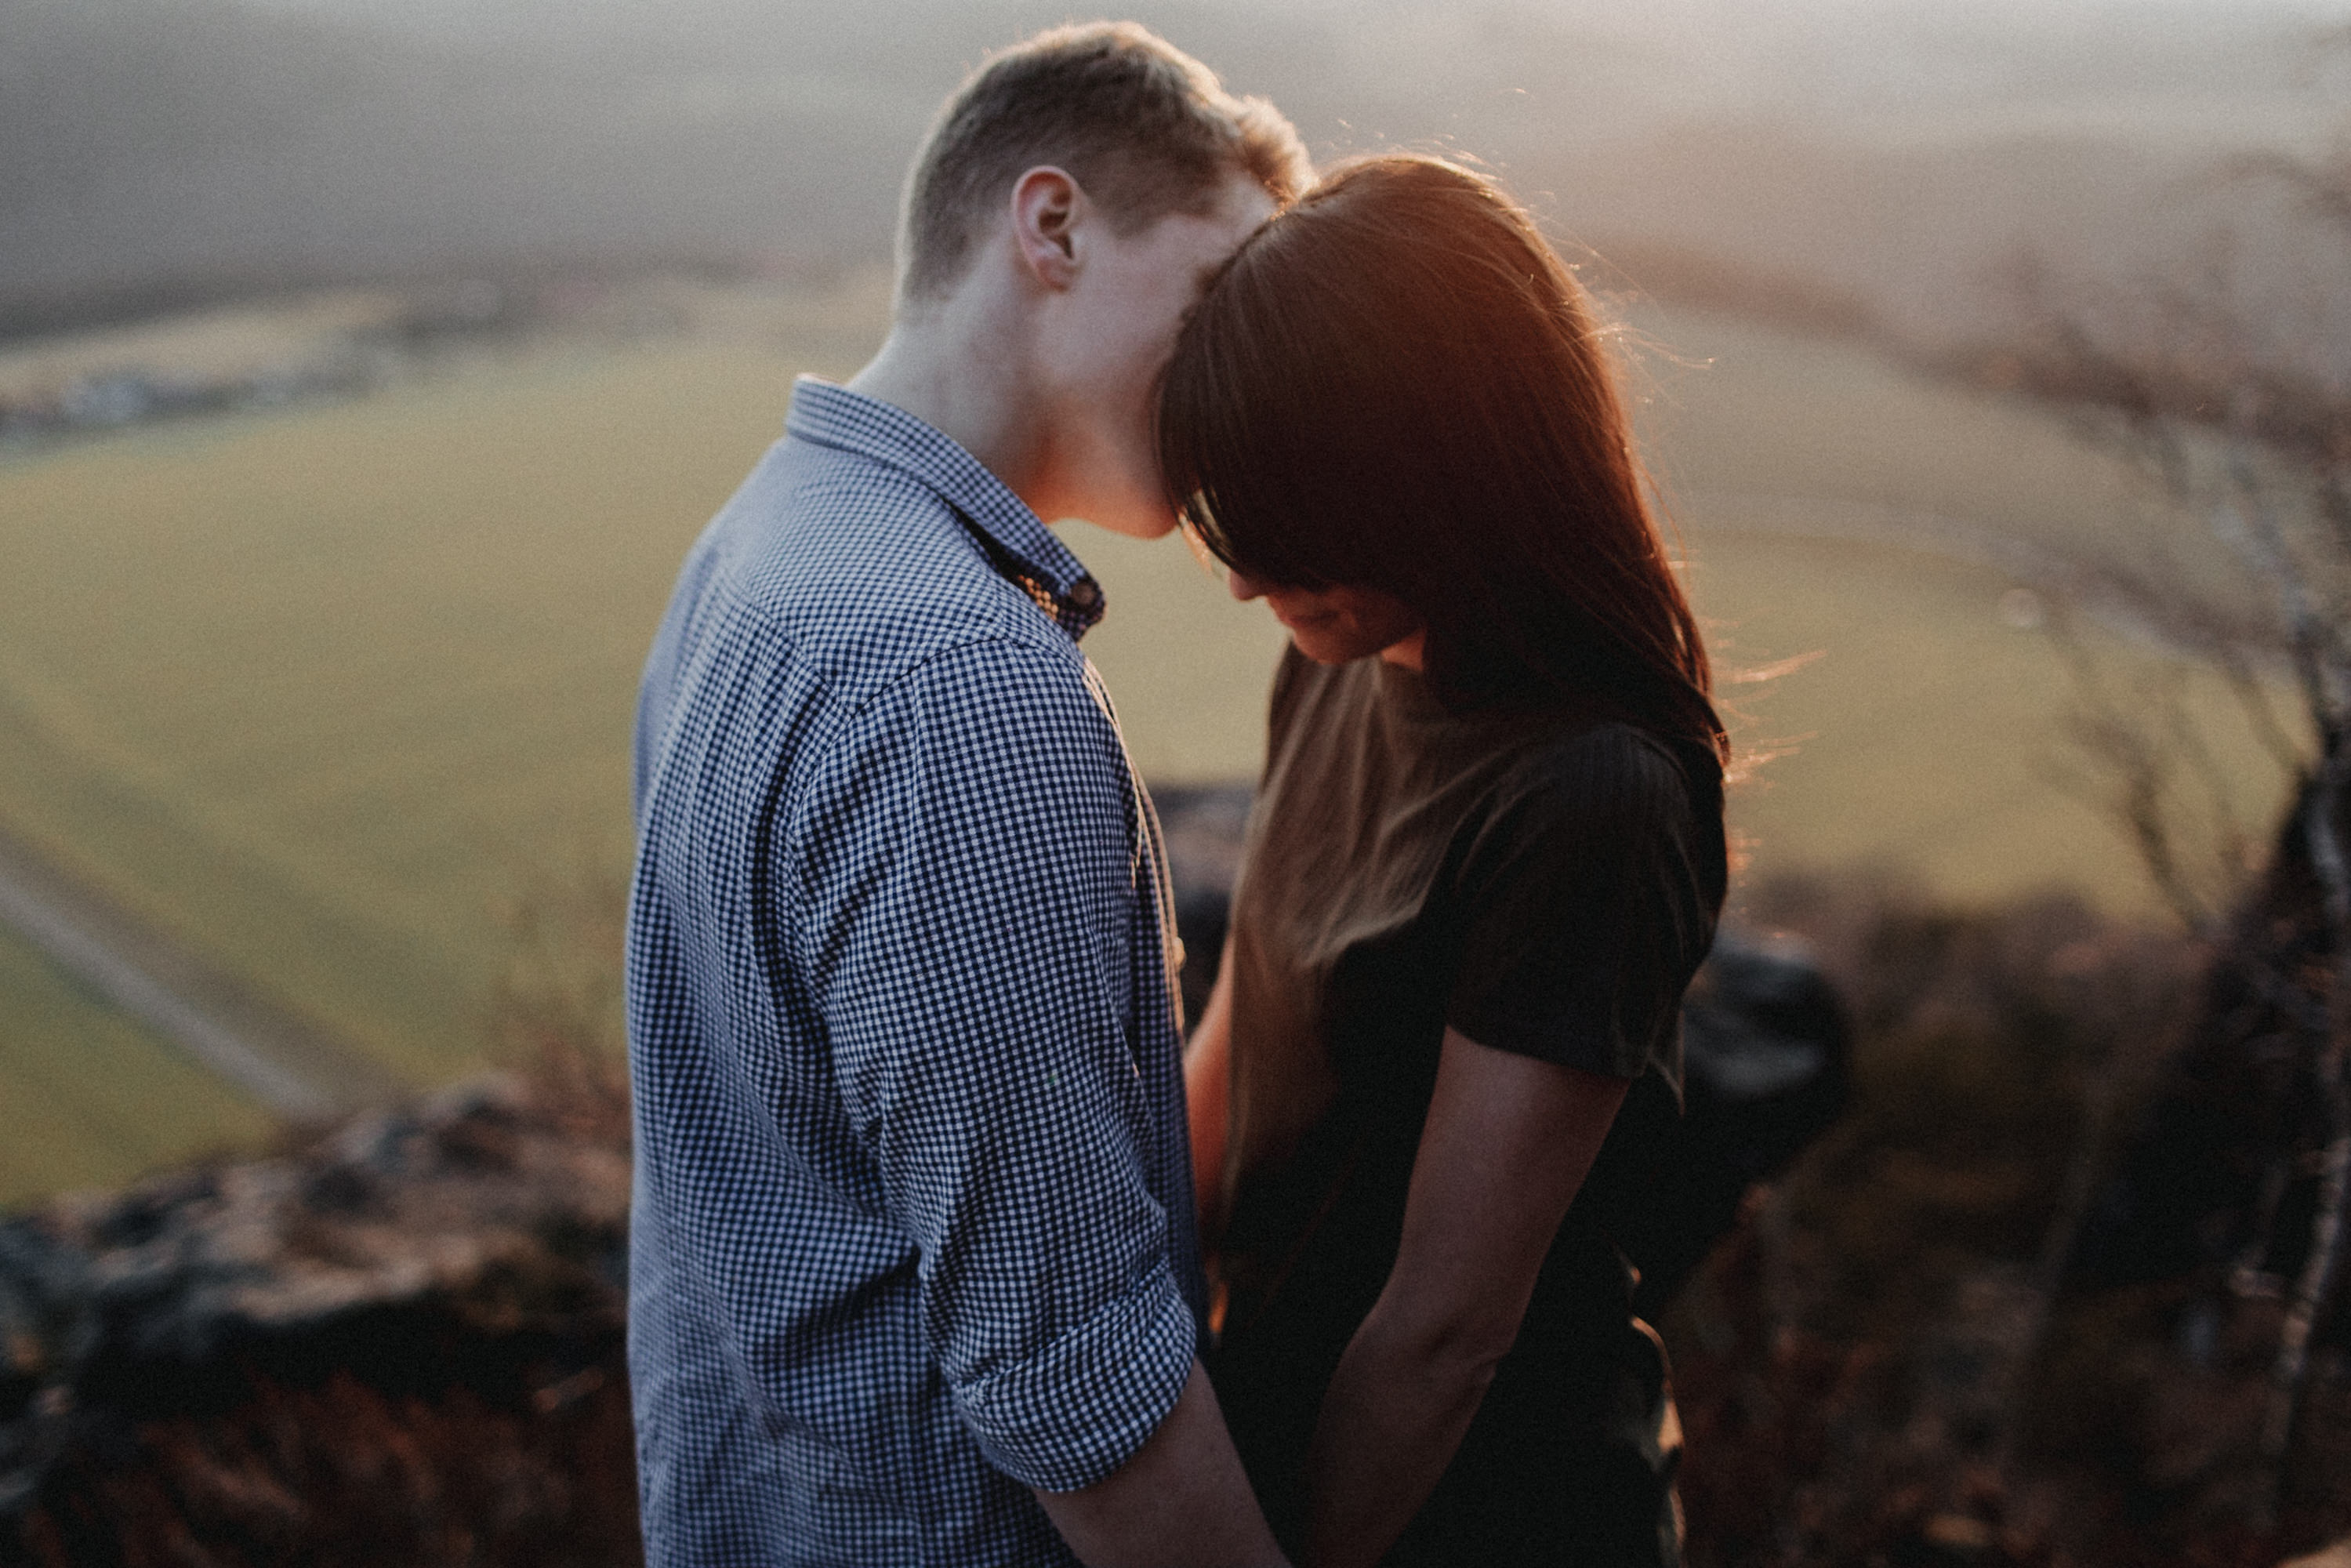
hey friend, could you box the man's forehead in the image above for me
[1183,176,1278,285]
[1221,174,1280,234]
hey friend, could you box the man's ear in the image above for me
[1010,166,1086,291]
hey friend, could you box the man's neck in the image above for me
[848,294,1058,519]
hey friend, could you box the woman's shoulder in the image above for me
[1500,718,1702,824]
[1462,718,1725,891]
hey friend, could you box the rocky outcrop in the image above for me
[1,1069,638,1566]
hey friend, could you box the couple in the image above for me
[626,23,1727,1568]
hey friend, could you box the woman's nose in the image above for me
[1227,567,1265,602]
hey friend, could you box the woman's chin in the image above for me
[1287,629,1362,665]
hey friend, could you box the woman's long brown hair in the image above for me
[1159,154,1728,775]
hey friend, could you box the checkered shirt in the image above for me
[626,379,1204,1566]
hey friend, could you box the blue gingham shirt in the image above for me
[626,379,1206,1566]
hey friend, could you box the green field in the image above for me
[0,920,276,1200]
[0,292,2294,1203]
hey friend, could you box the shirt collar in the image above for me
[785,376,1107,641]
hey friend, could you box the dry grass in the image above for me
[1667,879,2351,1567]
[19,1370,643,1568]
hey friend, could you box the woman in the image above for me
[1160,155,1729,1568]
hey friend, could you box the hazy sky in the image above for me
[8,0,2342,324]
[230,0,2335,19]
[216,0,2351,123]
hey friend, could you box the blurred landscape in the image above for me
[3,1,2349,1563]
[0,270,2291,1196]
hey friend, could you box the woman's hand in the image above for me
[1183,935,1238,1233]
[1301,1029,1628,1568]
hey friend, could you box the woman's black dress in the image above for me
[1206,648,1725,1567]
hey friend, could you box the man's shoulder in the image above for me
[693,435,1086,703]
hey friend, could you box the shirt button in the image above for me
[1065,579,1102,612]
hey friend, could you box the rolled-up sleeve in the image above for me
[786,636,1196,1492]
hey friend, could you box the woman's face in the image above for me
[1227,567,1424,667]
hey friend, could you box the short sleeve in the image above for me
[1443,724,1721,1083]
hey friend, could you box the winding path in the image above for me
[0,823,393,1121]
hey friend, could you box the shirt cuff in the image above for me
[953,1258,1199,1493]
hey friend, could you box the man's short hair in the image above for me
[898,22,1310,303]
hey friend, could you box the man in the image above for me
[626,24,1308,1566]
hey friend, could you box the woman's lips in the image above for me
[1269,603,1336,630]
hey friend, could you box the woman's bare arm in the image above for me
[1184,935,1238,1230]
[1300,1029,1628,1568]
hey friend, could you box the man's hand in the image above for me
[1035,1359,1289,1568]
